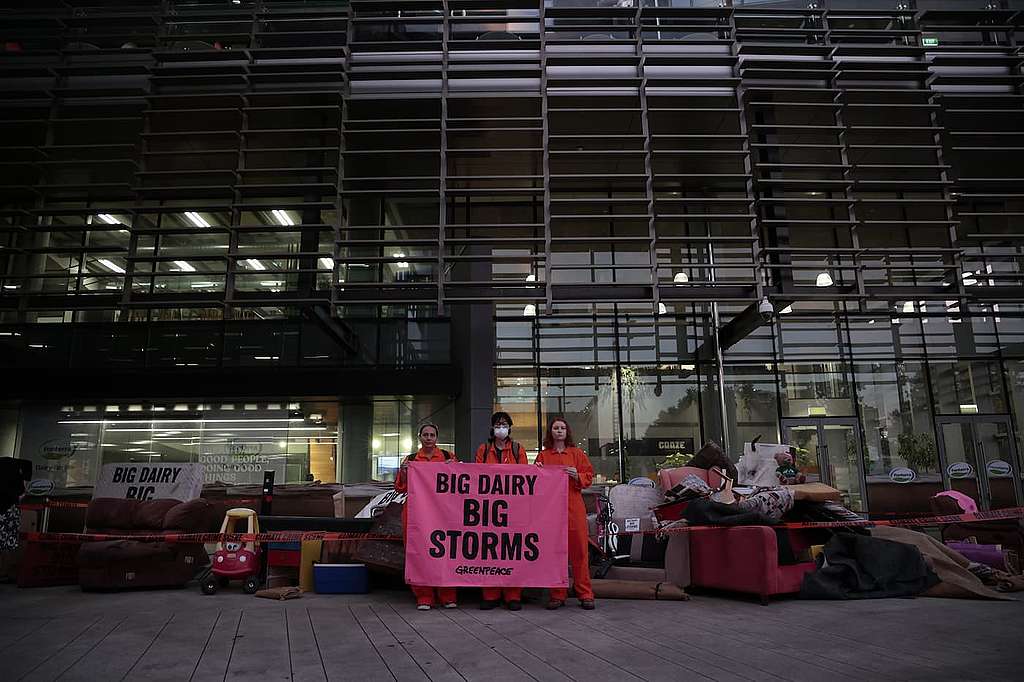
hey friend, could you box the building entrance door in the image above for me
[781,418,866,511]
[936,416,1019,510]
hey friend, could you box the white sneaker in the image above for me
[443,602,458,609]
[417,604,431,611]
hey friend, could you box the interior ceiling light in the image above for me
[526,273,536,282]
[245,258,266,271]
[184,211,211,228]
[658,302,668,315]
[260,280,284,287]
[271,209,295,226]
[523,304,537,317]
[98,258,125,274]
[319,257,334,269]
[673,272,689,283]
[962,271,978,286]
[96,214,120,225]
[190,281,217,288]
[902,301,915,313]
[173,260,196,272]
[780,304,793,314]
[815,271,834,287]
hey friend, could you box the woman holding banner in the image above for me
[474,410,528,611]
[535,417,596,610]
[395,422,459,610]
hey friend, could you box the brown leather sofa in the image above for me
[77,497,217,591]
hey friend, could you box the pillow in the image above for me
[86,498,140,530]
[163,498,216,532]
[132,498,182,530]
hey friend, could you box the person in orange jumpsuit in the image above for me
[474,410,529,611]
[535,417,596,610]
[394,422,458,610]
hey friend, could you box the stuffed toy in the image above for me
[774,451,805,485]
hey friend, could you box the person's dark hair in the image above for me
[418,422,439,437]
[490,411,513,427]
[543,417,576,450]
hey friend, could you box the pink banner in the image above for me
[405,462,568,587]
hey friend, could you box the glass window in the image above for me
[725,364,780,451]
[779,362,855,417]
[540,366,620,484]
[856,362,941,512]
[930,360,1008,415]
[619,365,701,481]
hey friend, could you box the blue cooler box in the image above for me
[313,563,369,594]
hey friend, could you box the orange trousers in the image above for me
[550,507,594,602]
[482,587,522,603]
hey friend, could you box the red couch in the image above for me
[659,466,822,603]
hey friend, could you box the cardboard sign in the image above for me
[404,462,568,588]
[93,463,205,501]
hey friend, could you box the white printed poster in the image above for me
[93,462,205,501]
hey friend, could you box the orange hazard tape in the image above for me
[19,498,261,512]
[21,506,1024,545]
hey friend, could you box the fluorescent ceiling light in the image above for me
[962,272,978,286]
[259,280,284,287]
[960,404,979,414]
[184,211,211,228]
[245,259,266,271]
[815,272,834,287]
[319,257,334,269]
[191,282,217,288]
[902,301,915,313]
[382,432,399,437]
[254,355,280,360]
[2,285,19,290]
[173,260,196,272]
[98,258,125,274]
[96,214,120,225]
[271,209,294,226]
[107,426,327,432]
[780,304,793,314]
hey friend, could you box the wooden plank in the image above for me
[24,616,126,682]
[0,617,50,650]
[443,608,574,682]
[286,608,327,682]
[464,607,642,682]
[544,604,752,682]
[122,610,220,682]
[8,616,102,682]
[371,604,466,682]
[566,601,788,682]
[397,606,533,682]
[226,608,290,682]
[607,601,864,682]
[191,609,243,682]
[308,606,395,681]
[51,614,172,682]
[349,604,427,682]
[514,606,712,682]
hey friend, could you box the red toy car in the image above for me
[202,508,262,595]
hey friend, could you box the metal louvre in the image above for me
[0,0,1020,333]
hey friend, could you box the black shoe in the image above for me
[580,600,596,610]
[507,600,522,611]
[545,599,564,610]
[479,600,498,610]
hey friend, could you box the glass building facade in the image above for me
[1,0,1022,514]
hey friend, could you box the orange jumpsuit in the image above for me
[395,446,458,607]
[474,440,528,604]
[535,445,595,602]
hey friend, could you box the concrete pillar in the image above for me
[340,398,372,482]
[451,301,495,461]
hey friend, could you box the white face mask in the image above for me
[493,426,510,440]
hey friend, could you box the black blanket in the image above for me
[800,532,939,600]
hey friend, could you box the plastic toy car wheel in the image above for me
[243,576,260,594]
[201,577,218,595]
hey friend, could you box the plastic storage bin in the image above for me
[313,563,369,594]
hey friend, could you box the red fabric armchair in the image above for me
[659,466,821,603]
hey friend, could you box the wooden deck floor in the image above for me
[3,585,1023,681]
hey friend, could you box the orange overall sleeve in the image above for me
[571,448,594,491]
[394,461,409,493]
[474,443,488,464]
